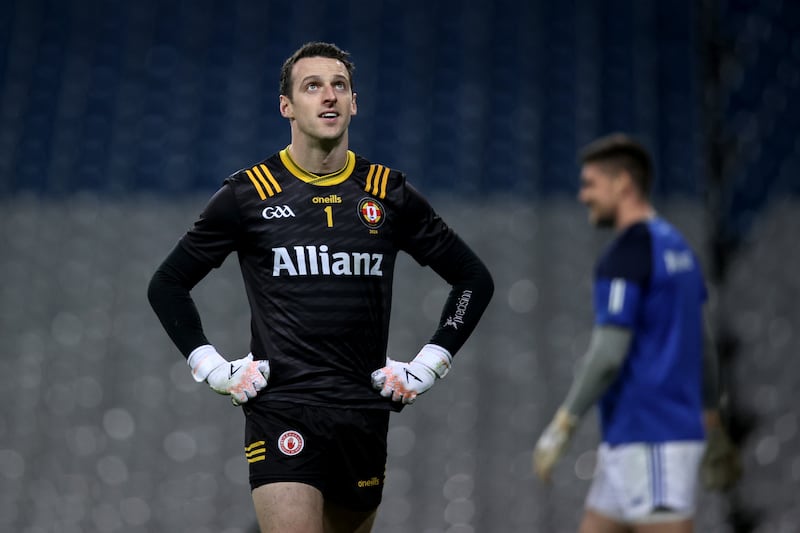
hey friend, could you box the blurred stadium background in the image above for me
[1,0,798,531]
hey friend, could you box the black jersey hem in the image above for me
[253,394,403,412]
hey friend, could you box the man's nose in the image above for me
[321,84,337,101]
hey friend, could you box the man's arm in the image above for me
[372,237,494,404]
[147,244,270,405]
[700,312,742,490]
[147,182,242,355]
[147,244,214,357]
[561,325,632,418]
[533,325,632,480]
[427,237,495,354]
[147,184,269,405]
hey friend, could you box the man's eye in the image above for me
[307,83,318,91]
[334,82,346,90]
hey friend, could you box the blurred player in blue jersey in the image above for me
[148,42,493,532]
[533,133,740,532]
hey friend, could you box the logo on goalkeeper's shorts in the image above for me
[278,430,305,456]
[357,476,382,488]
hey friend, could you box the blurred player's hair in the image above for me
[280,41,355,98]
[580,133,653,197]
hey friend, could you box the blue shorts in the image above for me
[242,400,390,511]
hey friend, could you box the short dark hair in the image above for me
[279,42,355,98]
[579,133,653,197]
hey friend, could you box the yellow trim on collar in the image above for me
[280,148,355,186]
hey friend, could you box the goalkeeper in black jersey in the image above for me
[148,41,493,533]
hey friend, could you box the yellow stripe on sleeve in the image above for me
[259,164,282,193]
[370,165,383,196]
[378,166,390,199]
[245,170,267,200]
[365,165,377,194]
[251,166,275,197]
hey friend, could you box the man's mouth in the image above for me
[320,112,339,119]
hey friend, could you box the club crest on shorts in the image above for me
[358,198,385,229]
[278,430,305,456]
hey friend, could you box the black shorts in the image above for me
[242,400,390,512]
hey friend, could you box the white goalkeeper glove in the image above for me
[187,345,270,406]
[533,408,578,481]
[370,344,452,405]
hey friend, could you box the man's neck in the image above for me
[287,135,349,175]
[615,201,655,232]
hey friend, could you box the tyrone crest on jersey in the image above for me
[358,197,385,230]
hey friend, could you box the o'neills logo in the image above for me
[357,476,382,488]
[312,194,342,204]
[272,245,384,277]
[278,430,304,456]
[444,289,472,330]
[358,198,385,229]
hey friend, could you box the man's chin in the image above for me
[591,215,615,228]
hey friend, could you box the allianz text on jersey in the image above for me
[271,245,384,277]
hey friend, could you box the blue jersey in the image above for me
[593,218,706,445]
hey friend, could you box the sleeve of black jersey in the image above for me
[147,182,241,358]
[596,223,652,285]
[179,181,242,268]
[147,244,216,358]
[395,181,459,265]
[426,235,494,355]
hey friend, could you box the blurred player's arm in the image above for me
[561,325,631,417]
[372,235,494,404]
[533,325,632,480]
[700,312,741,490]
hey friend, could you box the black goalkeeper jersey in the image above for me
[178,149,459,409]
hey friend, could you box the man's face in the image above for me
[279,56,357,142]
[578,162,622,228]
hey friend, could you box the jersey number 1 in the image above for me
[323,206,334,228]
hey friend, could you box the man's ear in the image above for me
[615,169,635,196]
[279,94,293,119]
[351,92,357,116]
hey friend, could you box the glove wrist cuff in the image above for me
[187,345,227,383]
[554,407,579,432]
[415,344,453,379]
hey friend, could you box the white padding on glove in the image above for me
[533,408,578,481]
[187,345,270,405]
[370,344,452,405]
[188,345,227,382]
